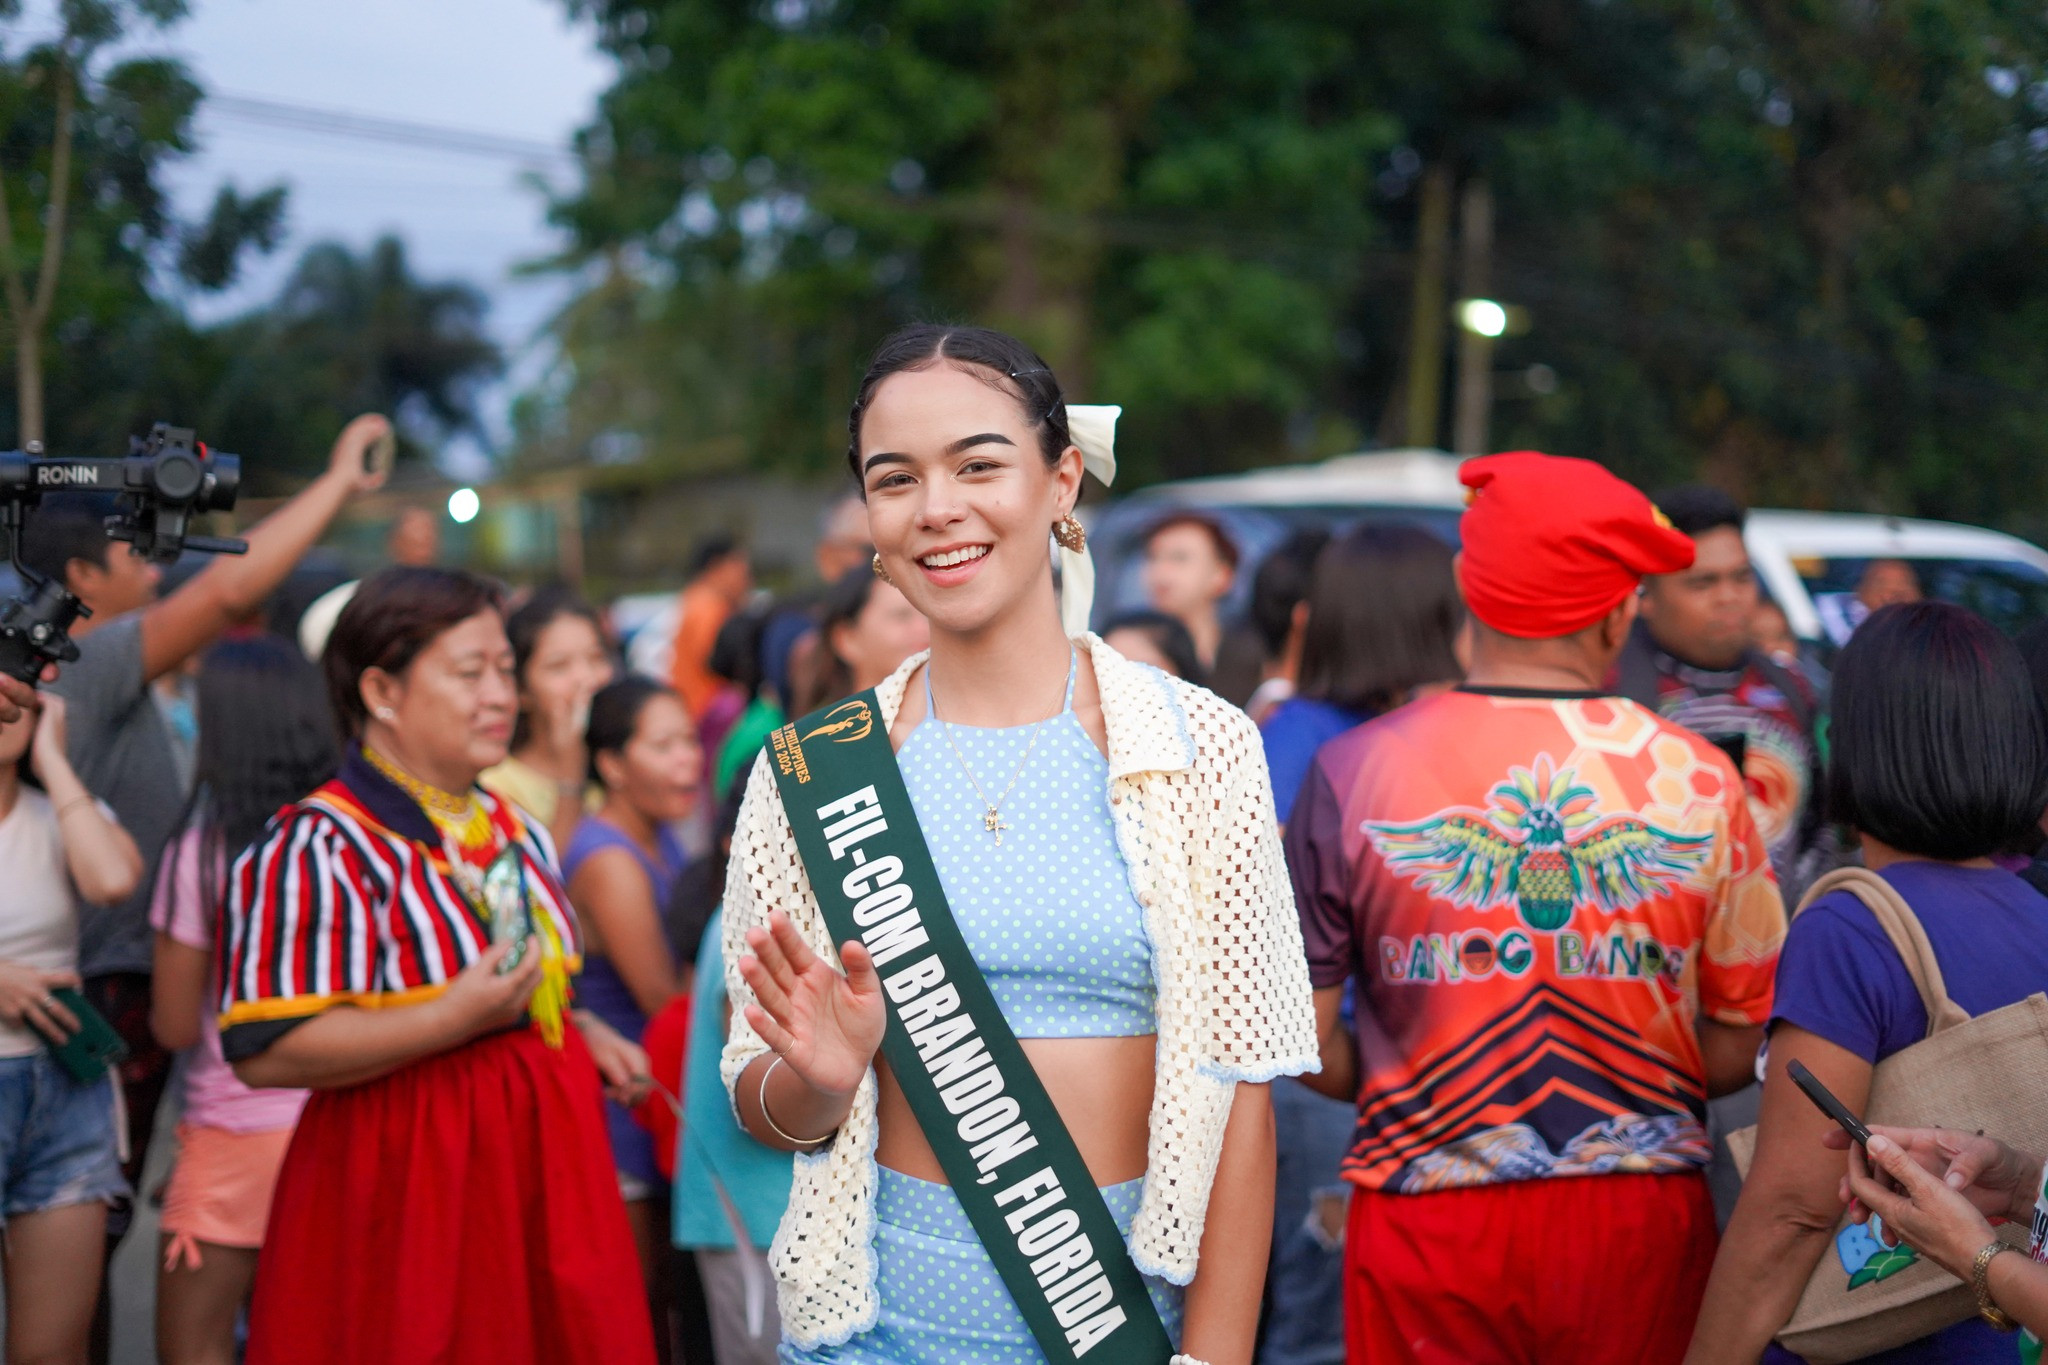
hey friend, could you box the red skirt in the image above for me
[246,1023,656,1365]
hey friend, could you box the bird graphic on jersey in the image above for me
[1365,758,1714,932]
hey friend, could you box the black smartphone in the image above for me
[1788,1058,1872,1146]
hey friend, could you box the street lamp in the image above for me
[448,487,481,524]
[1457,297,1509,339]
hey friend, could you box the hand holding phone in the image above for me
[364,428,396,479]
[1789,1058,1873,1146]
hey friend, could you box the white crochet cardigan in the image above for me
[721,634,1321,1349]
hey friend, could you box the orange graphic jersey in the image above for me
[1286,687,1786,1193]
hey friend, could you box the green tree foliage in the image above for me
[0,1,287,448]
[535,0,2048,530]
[526,0,1394,484]
[194,236,503,492]
[0,10,500,490]
[1479,0,2048,527]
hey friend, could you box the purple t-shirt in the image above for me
[1771,862,2048,1060]
[1768,861,2048,1365]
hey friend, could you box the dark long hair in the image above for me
[1297,524,1463,715]
[845,324,1071,481]
[505,585,609,750]
[793,566,879,715]
[160,635,341,932]
[1828,602,2048,860]
[585,676,676,787]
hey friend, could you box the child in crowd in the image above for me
[150,636,340,1365]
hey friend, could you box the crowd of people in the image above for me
[0,324,2045,1365]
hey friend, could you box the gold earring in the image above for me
[1052,515,1086,553]
[871,552,891,583]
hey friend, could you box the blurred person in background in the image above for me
[756,494,875,725]
[220,566,656,1365]
[671,797,792,1365]
[1139,510,1264,706]
[482,588,616,853]
[1241,526,1330,724]
[1617,487,1829,905]
[1819,557,1926,647]
[1291,453,1784,1364]
[698,607,764,779]
[1860,558,1924,612]
[789,566,930,716]
[1262,524,1463,831]
[1750,600,1799,670]
[20,413,389,1345]
[709,606,781,802]
[563,676,701,1361]
[1256,523,1461,1365]
[1688,602,2048,1365]
[0,694,141,1365]
[387,506,442,568]
[149,637,338,1365]
[813,491,876,585]
[668,537,754,723]
[1100,609,1202,682]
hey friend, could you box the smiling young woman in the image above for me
[720,325,1319,1365]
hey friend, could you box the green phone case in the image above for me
[44,987,128,1084]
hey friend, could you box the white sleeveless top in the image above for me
[0,789,83,1057]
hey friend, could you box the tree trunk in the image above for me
[1451,178,1495,457]
[1402,165,1454,449]
[15,321,42,447]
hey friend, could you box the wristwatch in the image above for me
[1973,1240,2020,1332]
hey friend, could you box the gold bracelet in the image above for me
[757,1055,836,1147]
[1973,1239,2020,1332]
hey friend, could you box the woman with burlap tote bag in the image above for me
[1686,603,2048,1365]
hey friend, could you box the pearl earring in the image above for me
[375,707,396,722]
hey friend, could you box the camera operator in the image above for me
[16,413,390,1328]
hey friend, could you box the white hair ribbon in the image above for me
[1058,404,1119,637]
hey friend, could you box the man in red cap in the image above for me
[1286,452,1787,1363]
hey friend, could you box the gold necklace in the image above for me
[364,746,493,848]
[928,651,1071,847]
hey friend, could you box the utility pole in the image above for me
[1402,165,1454,450]
[1451,178,1495,457]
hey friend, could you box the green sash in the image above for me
[765,694,1176,1364]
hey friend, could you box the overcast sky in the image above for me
[18,0,618,472]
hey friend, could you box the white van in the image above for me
[1088,449,2048,645]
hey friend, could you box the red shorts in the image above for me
[1344,1172,1716,1364]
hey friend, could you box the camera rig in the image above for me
[0,423,246,684]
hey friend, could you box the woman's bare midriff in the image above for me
[874,1034,1158,1186]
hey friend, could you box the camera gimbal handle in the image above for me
[0,426,247,684]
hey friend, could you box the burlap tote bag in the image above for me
[1726,866,2048,1364]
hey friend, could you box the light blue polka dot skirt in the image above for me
[779,1167,1185,1363]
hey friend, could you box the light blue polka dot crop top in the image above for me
[895,653,1159,1039]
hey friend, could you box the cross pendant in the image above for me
[983,808,1009,846]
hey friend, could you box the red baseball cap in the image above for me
[1456,451,1695,639]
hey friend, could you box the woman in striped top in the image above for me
[218,567,657,1365]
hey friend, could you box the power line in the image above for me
[204,92,580,170]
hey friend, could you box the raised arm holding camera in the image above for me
[14,412,390,1326]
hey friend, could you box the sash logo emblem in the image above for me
[803,699,874,744]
